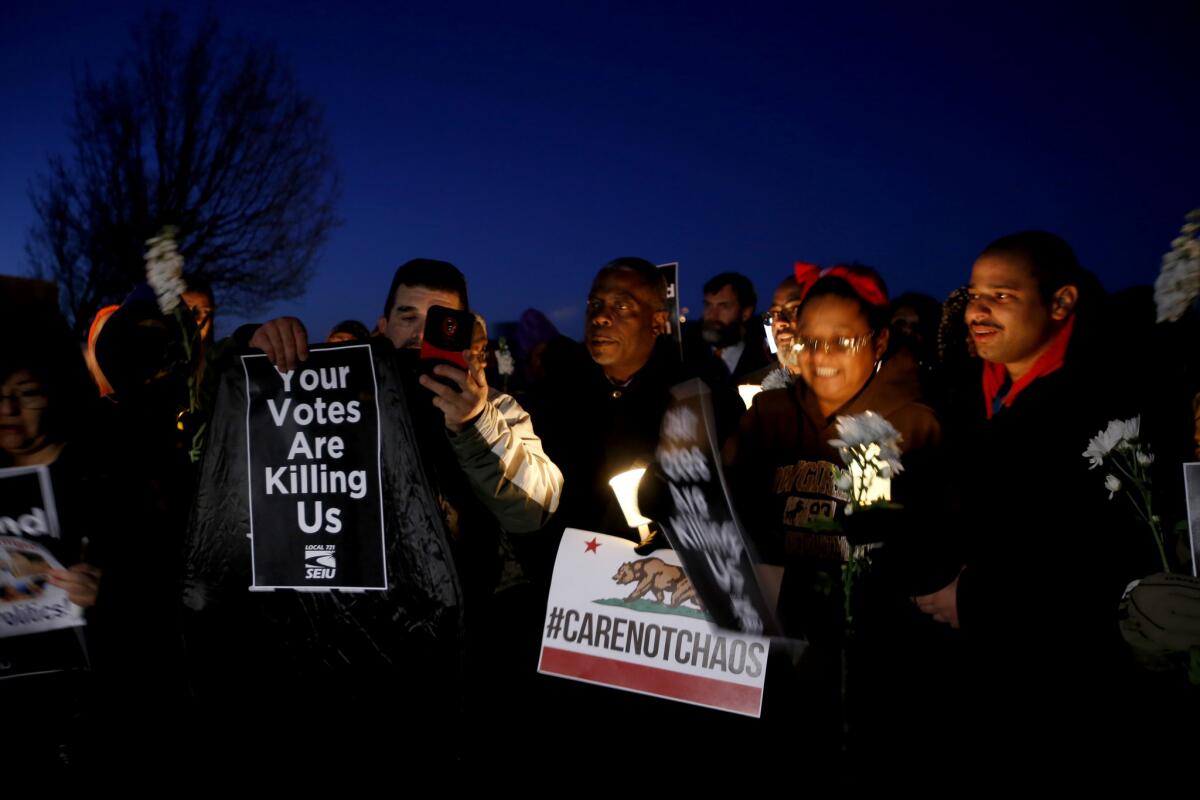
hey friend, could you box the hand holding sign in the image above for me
[243,345,386,591]
[418,350,488,433]
[46,563,101,608]
[250,317,310,372]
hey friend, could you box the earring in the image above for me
[875,359,883,374]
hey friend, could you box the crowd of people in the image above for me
[3,230,1200,780]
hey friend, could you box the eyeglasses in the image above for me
[0,390,49,410]
[762,306,802,325]
[793,334,874,355]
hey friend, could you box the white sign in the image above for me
[1185,462,1200,577]
[537,528,770,717]
[0,466,84,638]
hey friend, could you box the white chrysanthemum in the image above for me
[760,368,794,391]
[1136,450,1154,467]
[496,349,515,376]
[828,411,905,477]
[1104,474,1121,499]
[1082,416,1140,469]
[144,229,186,315]
[829,410,900,449]
[1154,209,1200,323]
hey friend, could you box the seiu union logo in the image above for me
[304,547,336,579]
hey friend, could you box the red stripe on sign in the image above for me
[539,646,761,716]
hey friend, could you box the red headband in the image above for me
[793,261,888,308]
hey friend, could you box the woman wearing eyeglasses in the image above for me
[722,263,958,775]
[1,305,109,768]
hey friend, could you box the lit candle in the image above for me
[608,467,652,543]
[737,384,763,410]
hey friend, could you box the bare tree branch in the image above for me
[26,11,340,333]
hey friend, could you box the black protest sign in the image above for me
[657,261,683,358]
[647,379,777,635]
[242,344,387,590]
[182,342,463,727]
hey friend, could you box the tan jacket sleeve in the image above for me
[447,388,564,533]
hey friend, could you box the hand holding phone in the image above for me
[417,305,488,431]
[419,305,474,372]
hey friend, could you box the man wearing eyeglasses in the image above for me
[758,275,806,376]
[721,275,807,412]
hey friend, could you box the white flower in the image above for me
[144,228,186,315]
[1105,474,1121,499]
[760,368,794,391]
[1136,450,1154,467]
[834,470,853,492]
[496,349,515,376]
[829,410,901,450]
[1082,416,1140,469]
[828,411,904,478]
[1154,209,1200,323]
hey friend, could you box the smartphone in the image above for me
[419,305,474,387]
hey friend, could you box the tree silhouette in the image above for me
[27,12,339,332]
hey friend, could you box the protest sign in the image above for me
[648,379,777,634]
[1185,463,1200,577]
[538,528,770,717]
[0,466,84,638]
[242,344,387,590]
[658,261,683,358]
[182,342,463,732]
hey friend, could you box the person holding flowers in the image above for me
[913,231,1150,772]
[722,262,951,772]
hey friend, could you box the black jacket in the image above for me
[535,338,741,542]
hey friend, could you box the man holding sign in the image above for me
[241,344,388,590]
[534,257,742,544]
[250,258,562,538]
[246,259,563,756]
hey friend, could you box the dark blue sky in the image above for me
[2,1,1198,340]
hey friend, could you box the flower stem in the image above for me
[1119,486,1169,572]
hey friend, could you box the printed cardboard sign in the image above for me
[0,466,84,638]
[538,528,770,717]
[242,345,387,591]
[1185,463,1200,577]
[652,379,777,634]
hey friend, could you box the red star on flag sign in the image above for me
[584,538,601,553]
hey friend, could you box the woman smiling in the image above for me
[722,263,956,767]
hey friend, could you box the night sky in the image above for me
[2,1,1198,341]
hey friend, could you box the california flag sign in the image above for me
[538,528,769,717]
